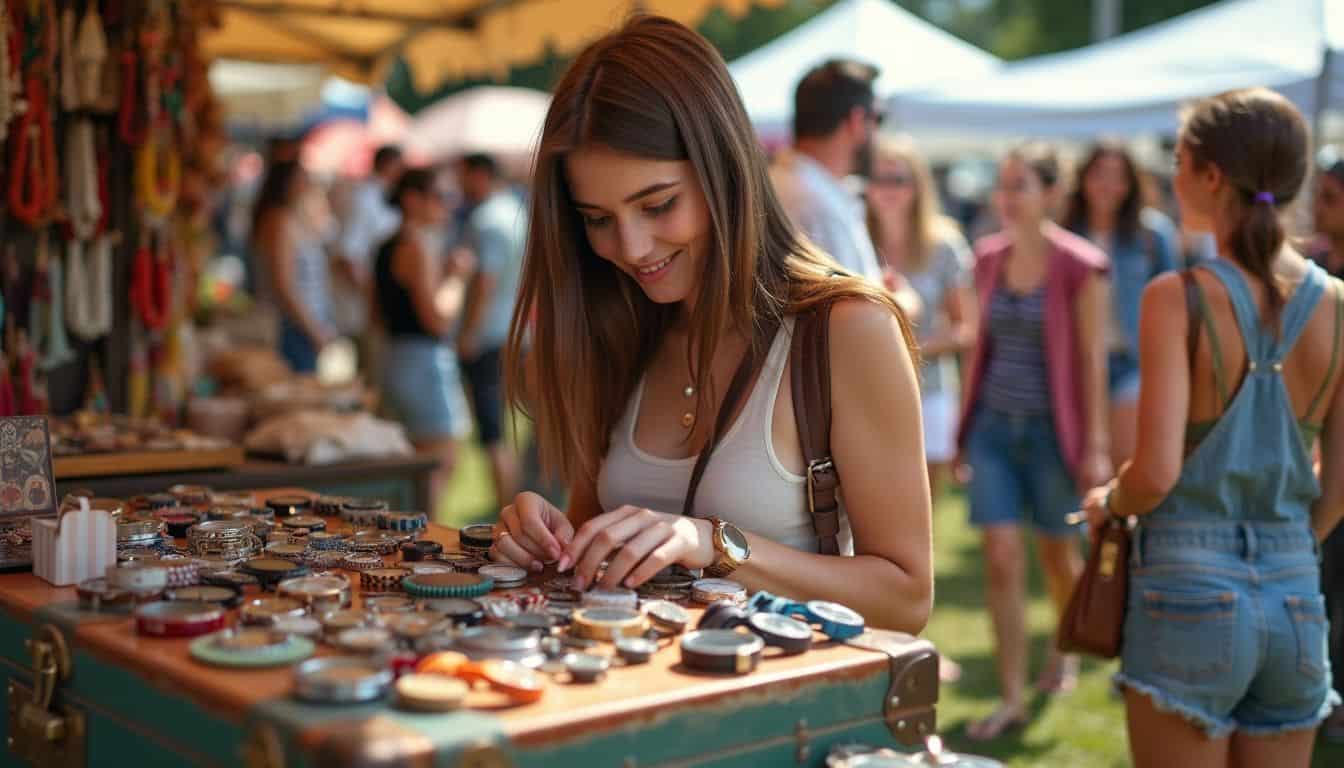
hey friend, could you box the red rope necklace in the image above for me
[129,235,170,330]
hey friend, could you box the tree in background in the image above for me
[905,0,1218,60]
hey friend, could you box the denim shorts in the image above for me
[1117,520,1341,737]
[965,408,1078,536]
[461,345,505,446]
[380,337,472,441]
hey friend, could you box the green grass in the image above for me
[436,450,1344,766]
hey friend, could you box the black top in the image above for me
[375,233,435,338]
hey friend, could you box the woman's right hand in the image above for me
[489,492,575,572]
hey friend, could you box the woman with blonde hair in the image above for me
[487,15,932,632]
[866,135,977,499]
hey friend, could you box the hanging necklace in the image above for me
[681,381,696,429]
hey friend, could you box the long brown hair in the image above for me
[504,14,912,490]
[865,134,957,273]
[1062,140,1144,245]
[1180,88,1309,332]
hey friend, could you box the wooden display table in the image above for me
[0,492,937,767]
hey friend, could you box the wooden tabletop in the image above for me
[0,489,912,745]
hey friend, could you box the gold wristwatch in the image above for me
[703,517,750,578]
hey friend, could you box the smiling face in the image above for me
[565,143,712,307]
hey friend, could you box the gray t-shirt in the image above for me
[905,231,973,395]
[463,191,528,351]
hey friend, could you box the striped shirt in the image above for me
[981,284,1050,414]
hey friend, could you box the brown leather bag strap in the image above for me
[682,322,777,519]
[790,302,840,555]
[1181,269,1201,371]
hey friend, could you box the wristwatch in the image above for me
[703,518,750,578]
[754,595,866,641]
[680,629,764,675]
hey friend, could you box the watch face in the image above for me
[644,600,689,627]
[807,600,864,628]
[720,524,749,559]
[749,612,812,640]
[577,607,642,624]
[682,629,765,655]
[565,652,610,678]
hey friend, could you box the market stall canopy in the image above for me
[888,0,1338,138]
[203,0,787,96]
[403,86,549,161]
[210,59,327,132]
[728,0,999,139]
[301,96,415,177]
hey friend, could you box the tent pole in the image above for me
[1317,48,1334,144]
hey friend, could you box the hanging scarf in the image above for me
[59,3,104,111]
[65,117,100,239]
[65,237,111,341]
[29,234,73,371]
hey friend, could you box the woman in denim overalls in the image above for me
[1084,88,1344,767]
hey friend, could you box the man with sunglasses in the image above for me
[770,58,885,283]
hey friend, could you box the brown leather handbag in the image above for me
[1057,515,1131,658]
[683,303,842,554]
[1058,269,1204,658]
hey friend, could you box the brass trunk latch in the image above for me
[844,629,940,746]
[7,623,85,768]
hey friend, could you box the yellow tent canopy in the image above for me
[203,0,786,94]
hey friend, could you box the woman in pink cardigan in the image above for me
[960,143,1112,740]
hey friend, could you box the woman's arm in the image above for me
[1074,271,1113,489]
[918,279,978,358]
[397,237,463,337]
[261,215,331,346]
[1107,274,1188,516]
[735,298,933,633]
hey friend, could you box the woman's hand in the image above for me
[489,492,575,571]
[558,506,714,590]
[1080,482,1115,548]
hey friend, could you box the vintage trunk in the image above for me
[0,522,937,767]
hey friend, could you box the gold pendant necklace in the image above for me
[681,383,696,429]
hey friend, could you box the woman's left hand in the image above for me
[558,506,714,590]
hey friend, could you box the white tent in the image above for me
[889,0,1336,138]
[403,86,551,161]
[728,0,999,138]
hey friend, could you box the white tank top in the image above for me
[597,317,854,555]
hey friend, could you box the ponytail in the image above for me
[1230,192,1286,333]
